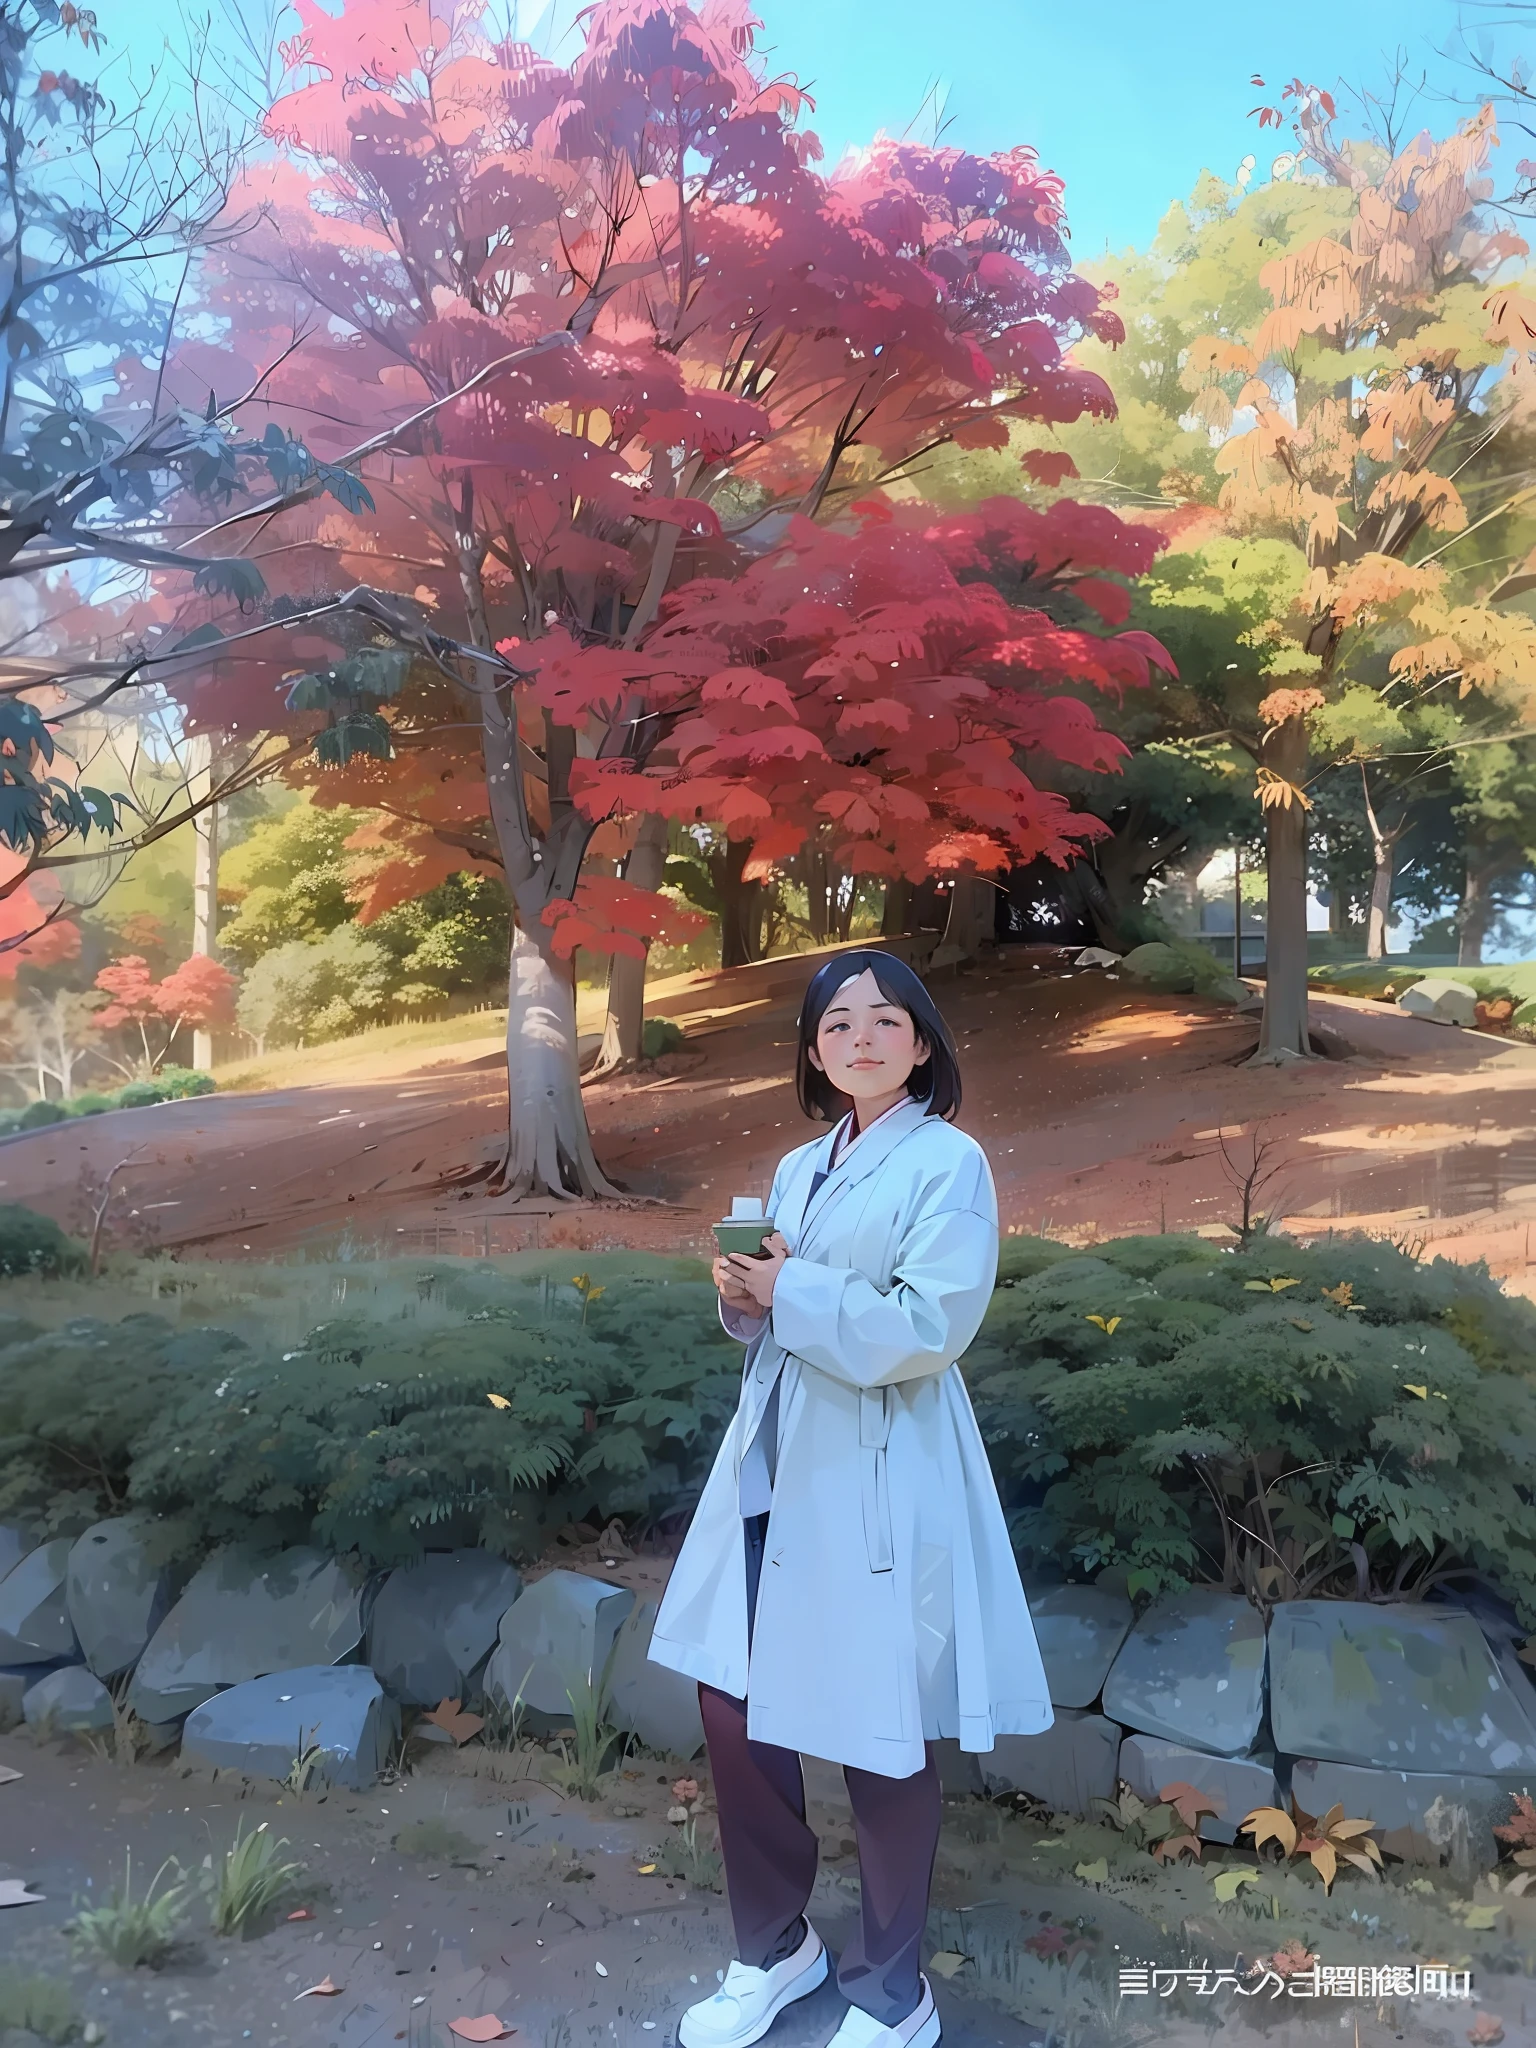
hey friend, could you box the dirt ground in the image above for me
[5,945,1536,1292]
[5,1714,1536,2048]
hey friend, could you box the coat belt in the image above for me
[860,1387,894,1573]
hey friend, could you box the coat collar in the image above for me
[795,1094,934,1243]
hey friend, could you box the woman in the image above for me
[649,952,1052,2048]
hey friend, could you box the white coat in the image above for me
[648,1095,1053,1777]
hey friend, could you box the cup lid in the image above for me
[729,1196,764,1219]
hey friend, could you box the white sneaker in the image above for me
[678,1924,829,2048]
[825,1977,941,2048]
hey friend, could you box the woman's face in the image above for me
[808,968,930,1109]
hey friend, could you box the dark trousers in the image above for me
[698,1514,942,2027]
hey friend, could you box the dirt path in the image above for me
[6,948,1536,1291]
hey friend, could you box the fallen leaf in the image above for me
[448,2019,515,2042]
[1403,1384,1429,1400]
[927,1951,970,1979]
[637,1864,657,1875]
[0,1765,21,1786]
[1084,1314,1122,1334]
[1461,1906,1500,1930]
[1074,1858,1108,1884]
[286,1907,314,1922]
[1468,2015,1505,2046]
[423,1697,485,1746]
[1211,1868,1262,1902]
[294,1977,343,2000]
[0,1880,44,1907]
[487,1393,511,1410]
[1289,1318,1314,1332]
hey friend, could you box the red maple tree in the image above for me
[153,0,1141,1195]
[94,954,237,1072]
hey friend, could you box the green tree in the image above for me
[218,801,364,965]
[369,873,511,1009]
[234,926,392,1050]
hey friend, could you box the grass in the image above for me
[0,1967,80,2043]
[0,1244,712,1342]
[81,1680,159,1767]
[1311,956,1536,1011]
[652,1812,723,1891]
[926,1908,1145,2048]
[211,1004,514,1094]
[69,1849,188,1968]
[546,1665,626,1801]
[209,1819,307,1936]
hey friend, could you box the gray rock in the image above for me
[366,1548,521,1706]
[128,1547,364,1724]
[1117,1734,1278,1845]
[484,1569,634,1725]
[22,1664,114,1736]
[1029,1586,1134,1709]
[182,1665,398,1791]
[0,1541,79,1665]
[0,1664,54,1730]
[980,1710,1121,1815]
[1120,942,1195,992]
[1073,948,1121,969]
[1101,1589,1266,1754]
[1397,977,1477,1027]
[1269,1600,1536,1776]
[611,1599,704,1758]
[66,1519,171,1680]
[1290,1758,1516,1875]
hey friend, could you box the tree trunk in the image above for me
[939,873,994,960]
[1458,853,1497,966]
[475,614,618,1199]
[1360,767,1399,963]
[1250,715,1313,1064]
[718,837,760,969]
[804,842,830,944]
[594,813,668,1075]
[188,733,219,1071]
[500,922,618,1198]
[881,877,911,937]
[1069,859,1124,951]
[1366,852,1394,961]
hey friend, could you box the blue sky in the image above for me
[739,0,1470,254]
[132,0,1485,256]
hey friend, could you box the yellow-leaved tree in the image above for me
[1182,92,1536,1058]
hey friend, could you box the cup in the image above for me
[714,1196,777,1259]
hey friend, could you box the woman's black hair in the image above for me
[795,949,962,1123]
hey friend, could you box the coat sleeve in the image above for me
[768,1143,998,1390]
[716,1154,790,1345]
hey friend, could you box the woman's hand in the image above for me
[725,1231,789,1310]
[713,1254,759,1311]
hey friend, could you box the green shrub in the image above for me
[68,1091,116,1116]
[114,1079,168,1109]
[969,1233,1536,1619]
[18,1098,66,1128]
[0,1268,740,1567]
[0,1315,247,1536]
[641,1017,685,1058]
[154,1066,215,1100]
[0,1204,84,1279]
